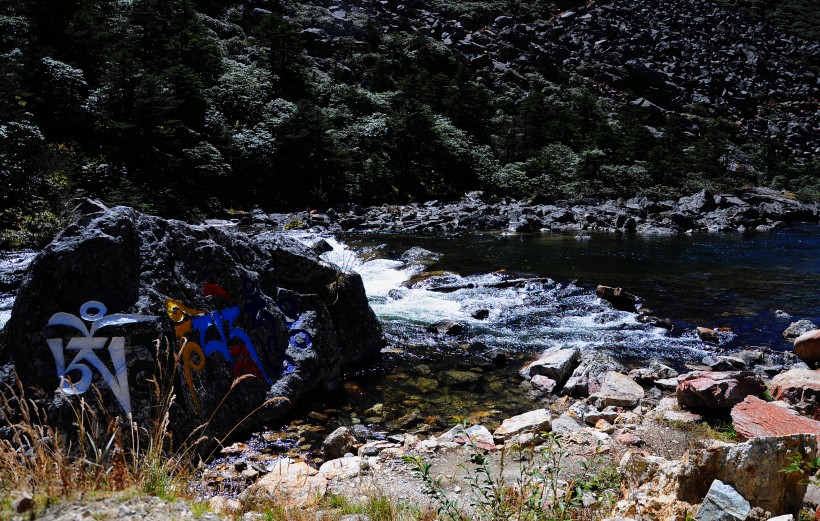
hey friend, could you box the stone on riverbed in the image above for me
[590,372,645,408]
[595,285,637,312]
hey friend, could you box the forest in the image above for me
[1,0,818,246]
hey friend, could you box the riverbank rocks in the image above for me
[590,372,645,408]
[520,347,580,387]
[730,396,820,442]
[616,434,816,519]
[677,371,765,411]
[492,409,551,443]
[425,319,468,336]
[323,427,356,460]
[694,480,750,521]
[794,330,820,364]
[0,207,383,447]
[771,368,820,418]
[563,351,625,397]
[783,320,817,342]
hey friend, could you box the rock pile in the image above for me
[246,188,818,236]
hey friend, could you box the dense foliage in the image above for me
[0,0,817,245]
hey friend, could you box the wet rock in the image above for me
[629,361,678,385]
[696,326,720,343]
[616,434,816,519]
[731,396,820,441]
[783,320,817,341]
[400,247,442,266]
[0,207,383,448]
[520,347,580,386]
[471,309,490,320]
[322,427,356,460]
[591,372,645,408]
[596,285,638,312]
[677,371,766,411]
[794,330,820,364]
[425,320,468,336]
[771,368,820,418]
[694,479,751,521]
[492,409,551,443]
[702,355,746,371]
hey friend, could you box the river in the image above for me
[2,225,818,460]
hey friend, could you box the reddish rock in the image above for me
[795,330,820,364]
[677,371,765,411]
[772,368,820,419]
[731,396,820,442]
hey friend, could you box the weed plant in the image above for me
[403,426,619,521]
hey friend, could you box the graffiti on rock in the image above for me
[46,301,159,416]
[168,280,314,414]
[45,282,316,417]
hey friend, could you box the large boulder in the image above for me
[731,396,820,442]
[615,434,816,519]
[771,368,820,418]
[590,372,645,408]
[794,330,820,364]
[0,207,383,446]
[677,371,765,411]
[563,351,625,397]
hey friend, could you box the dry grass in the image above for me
[0,339,198,516]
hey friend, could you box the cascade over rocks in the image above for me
[0,207,383,446]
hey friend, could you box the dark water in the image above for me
[340,224,820,352]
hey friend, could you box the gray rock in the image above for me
[783,320,817,341]
[564,351,626,397]
[694,479,751,521]
[323,427,356,460]
[591,372,645,408]
[521,347,580,386]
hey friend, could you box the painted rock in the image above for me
[0,207,383,449]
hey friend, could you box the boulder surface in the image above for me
[0,207,383,445]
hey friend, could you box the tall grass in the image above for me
[0,338,197,512]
